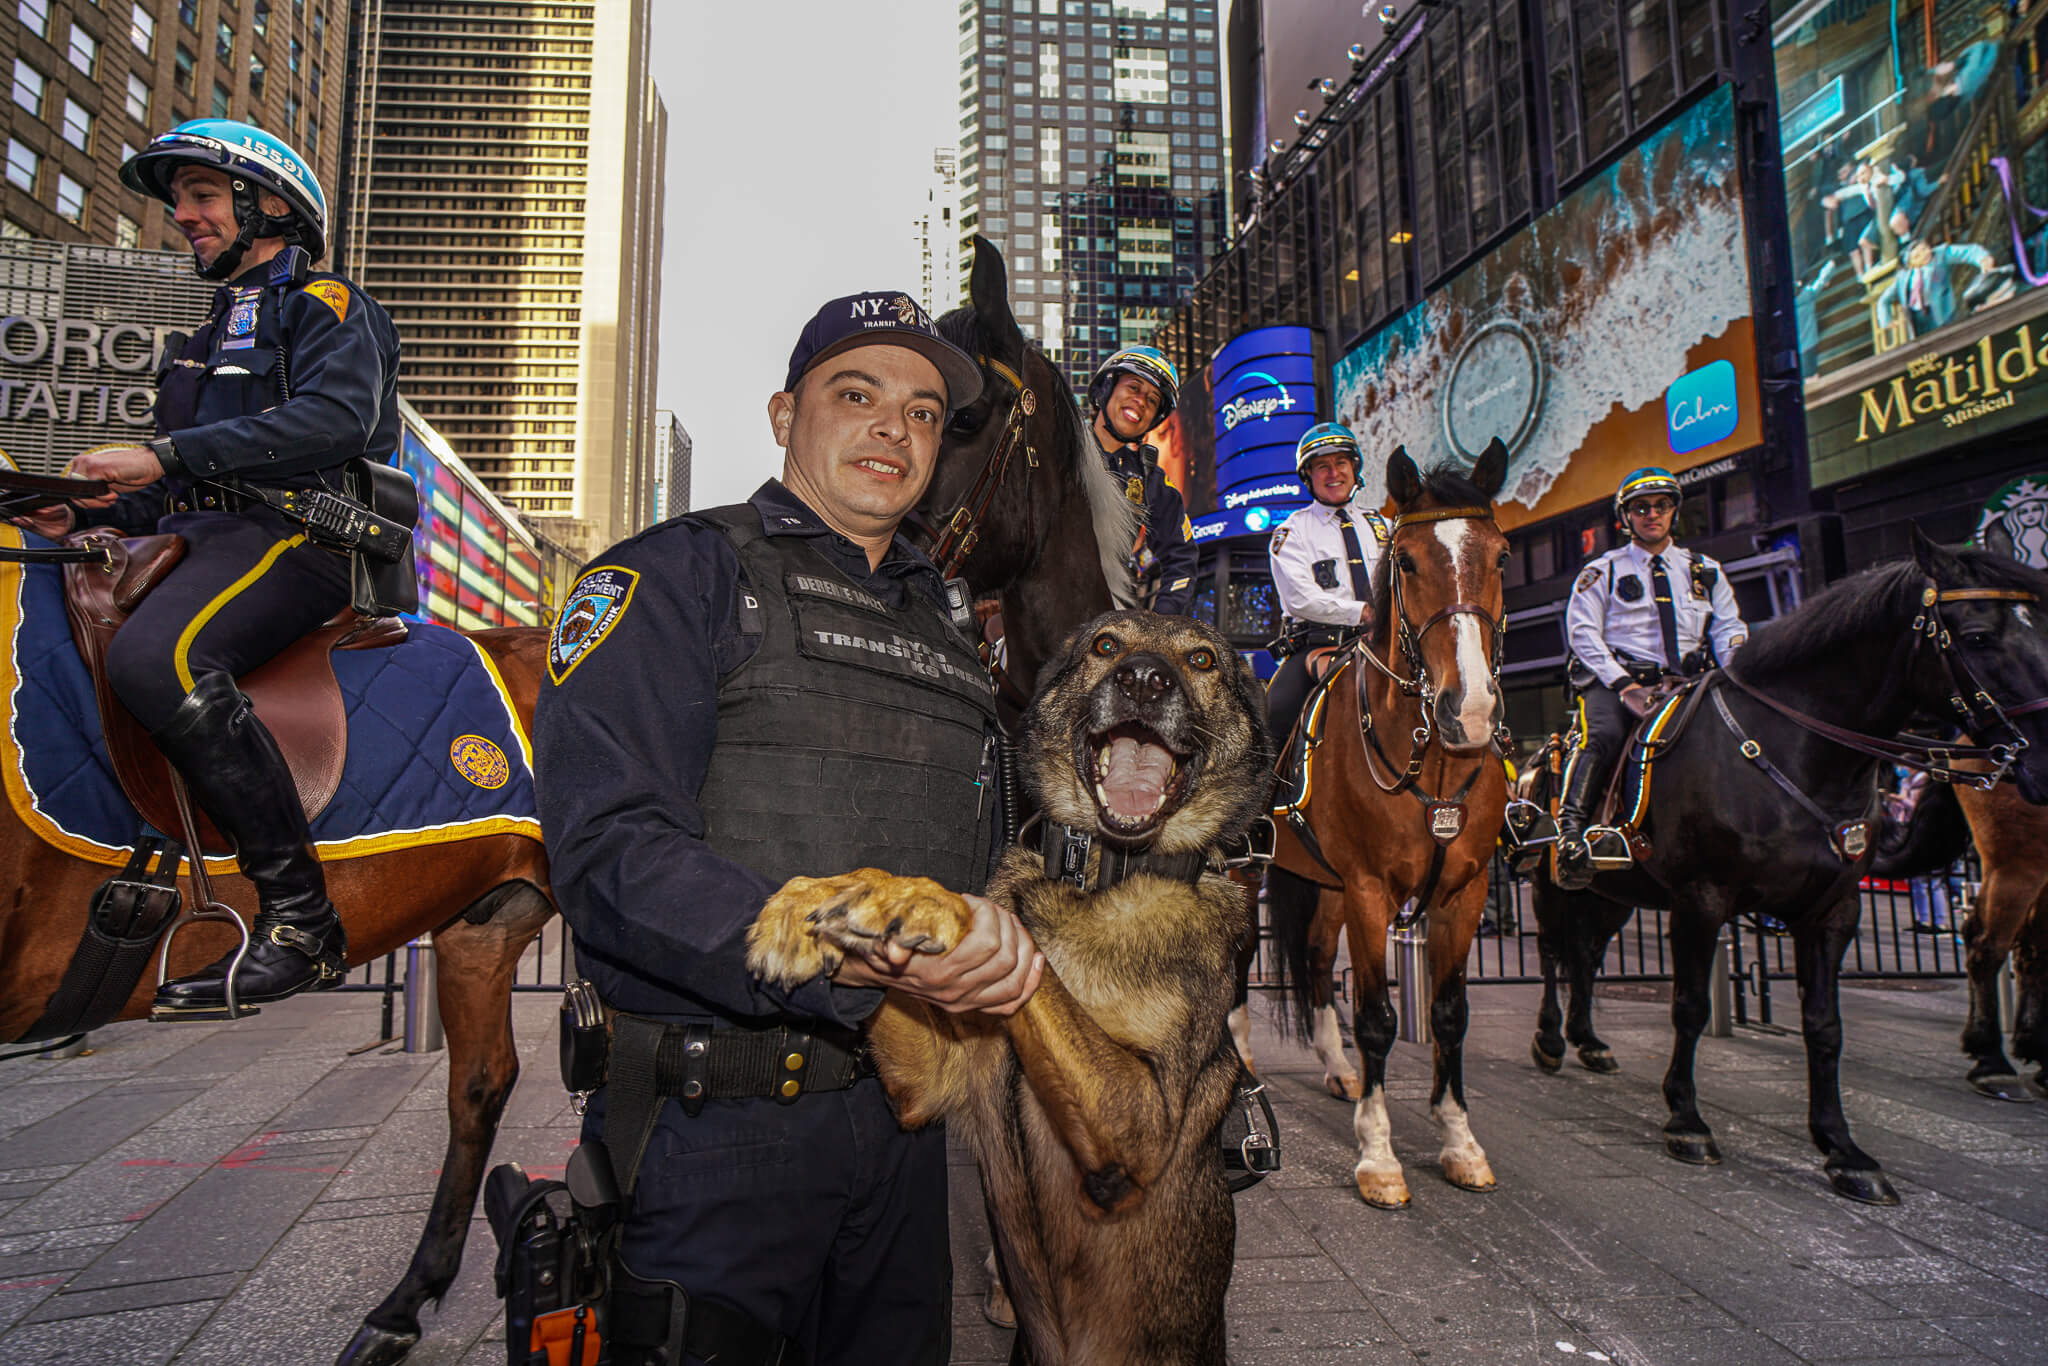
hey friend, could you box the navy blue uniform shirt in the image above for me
[1103,441,1198,615]
[535,479,961,1024]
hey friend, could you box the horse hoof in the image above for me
[1827,1164,1901,1206]
[1442,1155,1497,1192]
[1326,1073,1363,1100]
[982,1278,1016,1330]
[1968,1072,2037,1103]
[1530,1035,1563,1073]
[1577,1045,1620,1074]
[334,1324,419,1366]
[1664,1133,1722,1166]
[1355,1170,1412,1209]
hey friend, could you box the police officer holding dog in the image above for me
[1554,467,1747,888]
[534,290,1042,1365]
[1087,346,1199,614]
[11,119,402,1014]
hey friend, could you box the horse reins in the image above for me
[1718,581,2043,792]
[928,355,1038,581]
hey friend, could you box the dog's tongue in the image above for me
[1101,735,1175,819]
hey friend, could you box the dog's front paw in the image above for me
[747,869,973,987]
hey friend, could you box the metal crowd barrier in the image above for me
[335,918,573,1053]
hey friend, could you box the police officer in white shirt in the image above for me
[1266,422,1388,749]
[1555,466,1748,887]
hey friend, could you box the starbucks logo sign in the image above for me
[1977,475,2048,568]
[1440,317,1545,464]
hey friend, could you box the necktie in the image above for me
[1337,509,1372,601]
[1649,553,1682,669]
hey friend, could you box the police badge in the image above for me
[1125,475,1145,505]
[1615,575,1645,602]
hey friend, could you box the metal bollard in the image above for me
[1707,932,1732,1038]
[403,935,444,1054]
[1999,955,2018,1038]
[1390,914,1432,1046]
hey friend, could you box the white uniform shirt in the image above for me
[1269,498,1389,627]
[1565,541,1748,687]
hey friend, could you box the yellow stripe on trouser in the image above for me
[173,533,309,693]
[1560,695,1588,795]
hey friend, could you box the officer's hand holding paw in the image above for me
[835,892,1043,1018]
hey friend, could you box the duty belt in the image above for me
[603,1014,874,1198]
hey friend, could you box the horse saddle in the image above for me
[60,529,408,855]
[1577,673,1720,858]
[1270,649,1351,818]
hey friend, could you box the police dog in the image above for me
[747,610,1272,1365]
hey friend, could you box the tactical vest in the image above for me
[692,506,1000,895]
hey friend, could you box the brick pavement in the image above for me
[1,972,2044,1364]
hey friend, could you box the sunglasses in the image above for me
[1625,499,1676,517]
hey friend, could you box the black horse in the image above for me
[1527,532,2048,1204]
[919,235,1140,726]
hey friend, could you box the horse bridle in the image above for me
[1719,580,2046,791]
[1354,503,1509,793]
[928,354,1038,581]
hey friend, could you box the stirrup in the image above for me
[1502,799,1555,850]
[149,872,261,1024]
[1583,825,1634,870]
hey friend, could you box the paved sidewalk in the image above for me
[2,973,2045,1364]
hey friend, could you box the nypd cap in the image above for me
[784,291,982,412]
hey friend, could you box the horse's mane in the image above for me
[1369,463,1492,622]
[1734,547,2048,680]
[935,308,1140,606]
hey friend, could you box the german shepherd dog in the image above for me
[747,610,1273,1365]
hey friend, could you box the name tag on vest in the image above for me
[785,572,892,617]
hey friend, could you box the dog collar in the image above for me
[1035,819,1210,891]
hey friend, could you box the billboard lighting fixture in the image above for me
[1389,229,1413,244]
[1376,4,1398,22]
[1293,109,1313,129]
[1348,42,1369,66]
[1345,268,1360,281]
[1315,77,1339,101]
[1269,139,1286,155]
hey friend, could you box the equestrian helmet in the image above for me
[1614,466,1682,517]
[1088,346,1180,425]
[1295,422,1363,480]
[121,120,328,277]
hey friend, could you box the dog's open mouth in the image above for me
[1087,722,1192,838]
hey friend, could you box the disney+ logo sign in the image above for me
[1665,359,1738,456]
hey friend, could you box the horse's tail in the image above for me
[1265,863,1323,1045]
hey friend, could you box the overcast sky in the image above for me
[649,2,960,510]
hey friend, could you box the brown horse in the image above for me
[1261,445,1512,1208]
[0,608,556,1366]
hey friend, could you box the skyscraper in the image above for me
[956,0,1229,394]
[651,407,690,522]
[0,0,349,251]
[914,146,957,316]
[342,0,665,561]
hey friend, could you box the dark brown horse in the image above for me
[1260,446,1512,1208]
[0,602,556,1366]
[921,235,1139,726]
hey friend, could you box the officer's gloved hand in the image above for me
[1618,683,1654,720]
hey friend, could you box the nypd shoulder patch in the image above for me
[1575,566,1600,593]
[549,565,640,684]
[1270,526,1291,554]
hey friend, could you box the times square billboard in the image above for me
[1775,0,2048,485]
[1330,84,1761,530]
[1185,324,1319,545]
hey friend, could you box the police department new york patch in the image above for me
[548,565,639,684]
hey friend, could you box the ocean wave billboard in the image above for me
[1331,83,1759,531]
[1776,1,2048,485]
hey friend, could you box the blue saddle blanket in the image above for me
[1,545,541,866]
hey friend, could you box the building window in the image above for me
[253,0,269,37]
[178,0,195,26]
[216,20,233,62]
[61,97,92,152]
[249,56,265,100]
[7,139,40,194]
[115,211,140,247]
[55,171,86,224]
[289,37,301,73]
[309,61,322,100]
[12,59,45,118]
[17,0,48,40]
[211,80,229,118]
[284,92,299,131]
[131,3,155,54]
[174,44,194,94]
[305,115,318,160]
[68,26,98,79]
[0,219,29,239]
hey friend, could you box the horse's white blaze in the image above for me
[1353,1087,1400,1177]
[1435,518,1499,736]
[1432,1092,1486,1165]
[1311,1003,1354,1087]
[1226,1003,1252,1067]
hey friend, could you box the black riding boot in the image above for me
[1553,753,1604,892]
[151,672,347,1014]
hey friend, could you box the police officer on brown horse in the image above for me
[12,120,402,1013]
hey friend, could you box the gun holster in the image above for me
[484,1146,616,1366]
[342,458,419,617]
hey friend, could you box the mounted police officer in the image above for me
[1265,421,1387,751]
[1555,467,1747,888]
[1087,345,1198,614]
[534,290,1041,1366]
[10,120,402,1013]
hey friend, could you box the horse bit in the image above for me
[928,355,1037,581]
